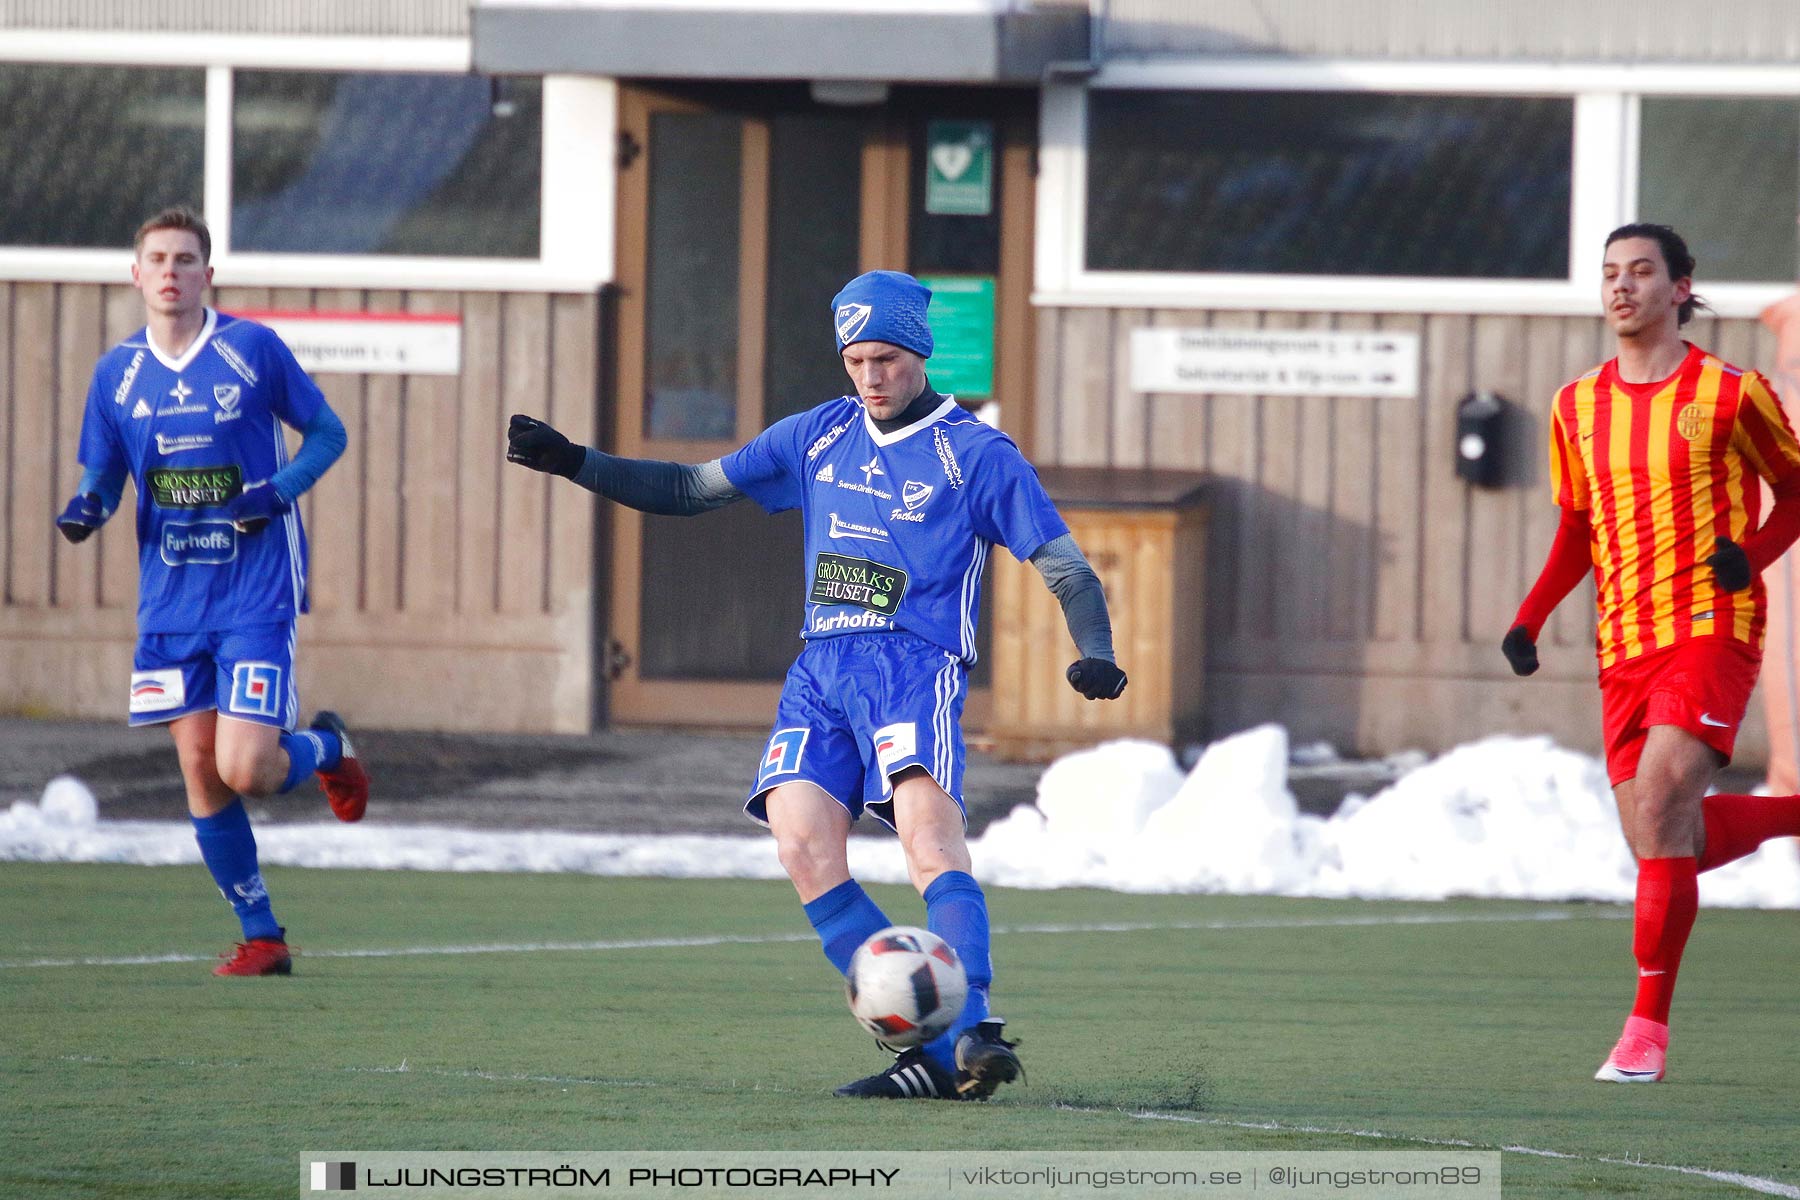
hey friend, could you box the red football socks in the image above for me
[1629,856,1698,1026]
[1697,793,1800,872]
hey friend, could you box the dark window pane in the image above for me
[1639,98,1800,283]
[232,71,540,257]
[1086,90,1573,278]
[0,65,204,248]
[764,112,863,424]
[645,112,741,440]
[639,505,803,680]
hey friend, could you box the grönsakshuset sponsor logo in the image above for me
[147,465,241,508]
[809,552,908,614]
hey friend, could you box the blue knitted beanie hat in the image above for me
[830,270,933,359]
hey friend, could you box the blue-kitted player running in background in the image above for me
[56,206,371,977]
[508,270,1126,1100]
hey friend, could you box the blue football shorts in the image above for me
[128,620,299,730]
[745,632,968,831]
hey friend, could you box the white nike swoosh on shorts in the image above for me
[1699,713,1731,728]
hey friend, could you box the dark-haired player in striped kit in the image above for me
[1505,224,1800,1082]
[508,270,1127,1100]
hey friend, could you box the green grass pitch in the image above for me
[1,862,1796,1198]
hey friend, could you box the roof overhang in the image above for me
[471,0,1090,84]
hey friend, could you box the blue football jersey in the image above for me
[76,309,325,634]
[721,393,1068,662]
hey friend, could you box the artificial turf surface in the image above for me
[1,863,1796,1198]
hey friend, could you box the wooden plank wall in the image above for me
[0,281,600,733]
[1036,306,1782,760]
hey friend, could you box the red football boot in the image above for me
[214,938,292,977]
[310,710,369,822]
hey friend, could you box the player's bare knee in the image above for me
[174,742,217,782]
[899,826,970,889]
[213,756,259,797]
[1629,784,1701,856]
[774,829,848,895]
[215,747,281,798]
[1636,766,1705,820]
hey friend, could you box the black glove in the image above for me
[1501,624,1538,677]
[506,413,585,479]
[222,481,288,536]
[55,493,109,544]
[1707,535,1752,592]
[1066,658,1128,700]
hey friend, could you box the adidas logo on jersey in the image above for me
[816,463,835,483]
[131,398,152,419]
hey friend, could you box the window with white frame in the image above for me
[0,60,561,285]
[1084,89,1574,279]
[1637,97,1800,283]
[232,70,541,258]
[1044,70,1800,315]
[0,64,205,248]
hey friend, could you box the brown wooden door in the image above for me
[608,83,1035,728]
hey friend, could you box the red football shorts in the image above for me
[1598,636,1761,785]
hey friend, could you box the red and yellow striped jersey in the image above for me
[1549,342,1800,669]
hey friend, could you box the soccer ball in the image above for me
[845,926,968,1047]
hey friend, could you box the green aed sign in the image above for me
[919,275,996,400]
[924,120,994,217]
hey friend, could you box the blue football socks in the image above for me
[921,870,993,1073]
[277,727,341,793]
[802,879,892,975]
[192,799,282,942]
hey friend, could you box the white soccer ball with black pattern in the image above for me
[845,926,968,1047]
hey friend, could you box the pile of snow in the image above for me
[5,731,1799,907]
[979,727,1800,907]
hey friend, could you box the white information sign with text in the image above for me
[1131,327,1420,398]
[230,310,462,376]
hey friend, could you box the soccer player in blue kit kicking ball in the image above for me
[508,270,1127,1099]
[55,206,370,977]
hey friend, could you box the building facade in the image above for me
[3,1,1797,759]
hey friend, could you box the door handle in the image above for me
[605,638,634,681]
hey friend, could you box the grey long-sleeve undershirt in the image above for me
[1028,533,1115,662]
[572,448,1114,661]
[573,448,738,515]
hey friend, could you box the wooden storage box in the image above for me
[987,468,1207,760]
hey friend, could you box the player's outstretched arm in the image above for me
[505,413,743,516]
[505,413,586,477]
[1504,504,1593,677]
[1029,534,1128,700]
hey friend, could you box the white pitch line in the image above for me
[49,1051,1796,1194]
[0,908,1626,970]
[1120,1109,1800,1199]
[321,1068,1799,1194]
[1003,908,1630,936]
[346,1062,664,1090]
